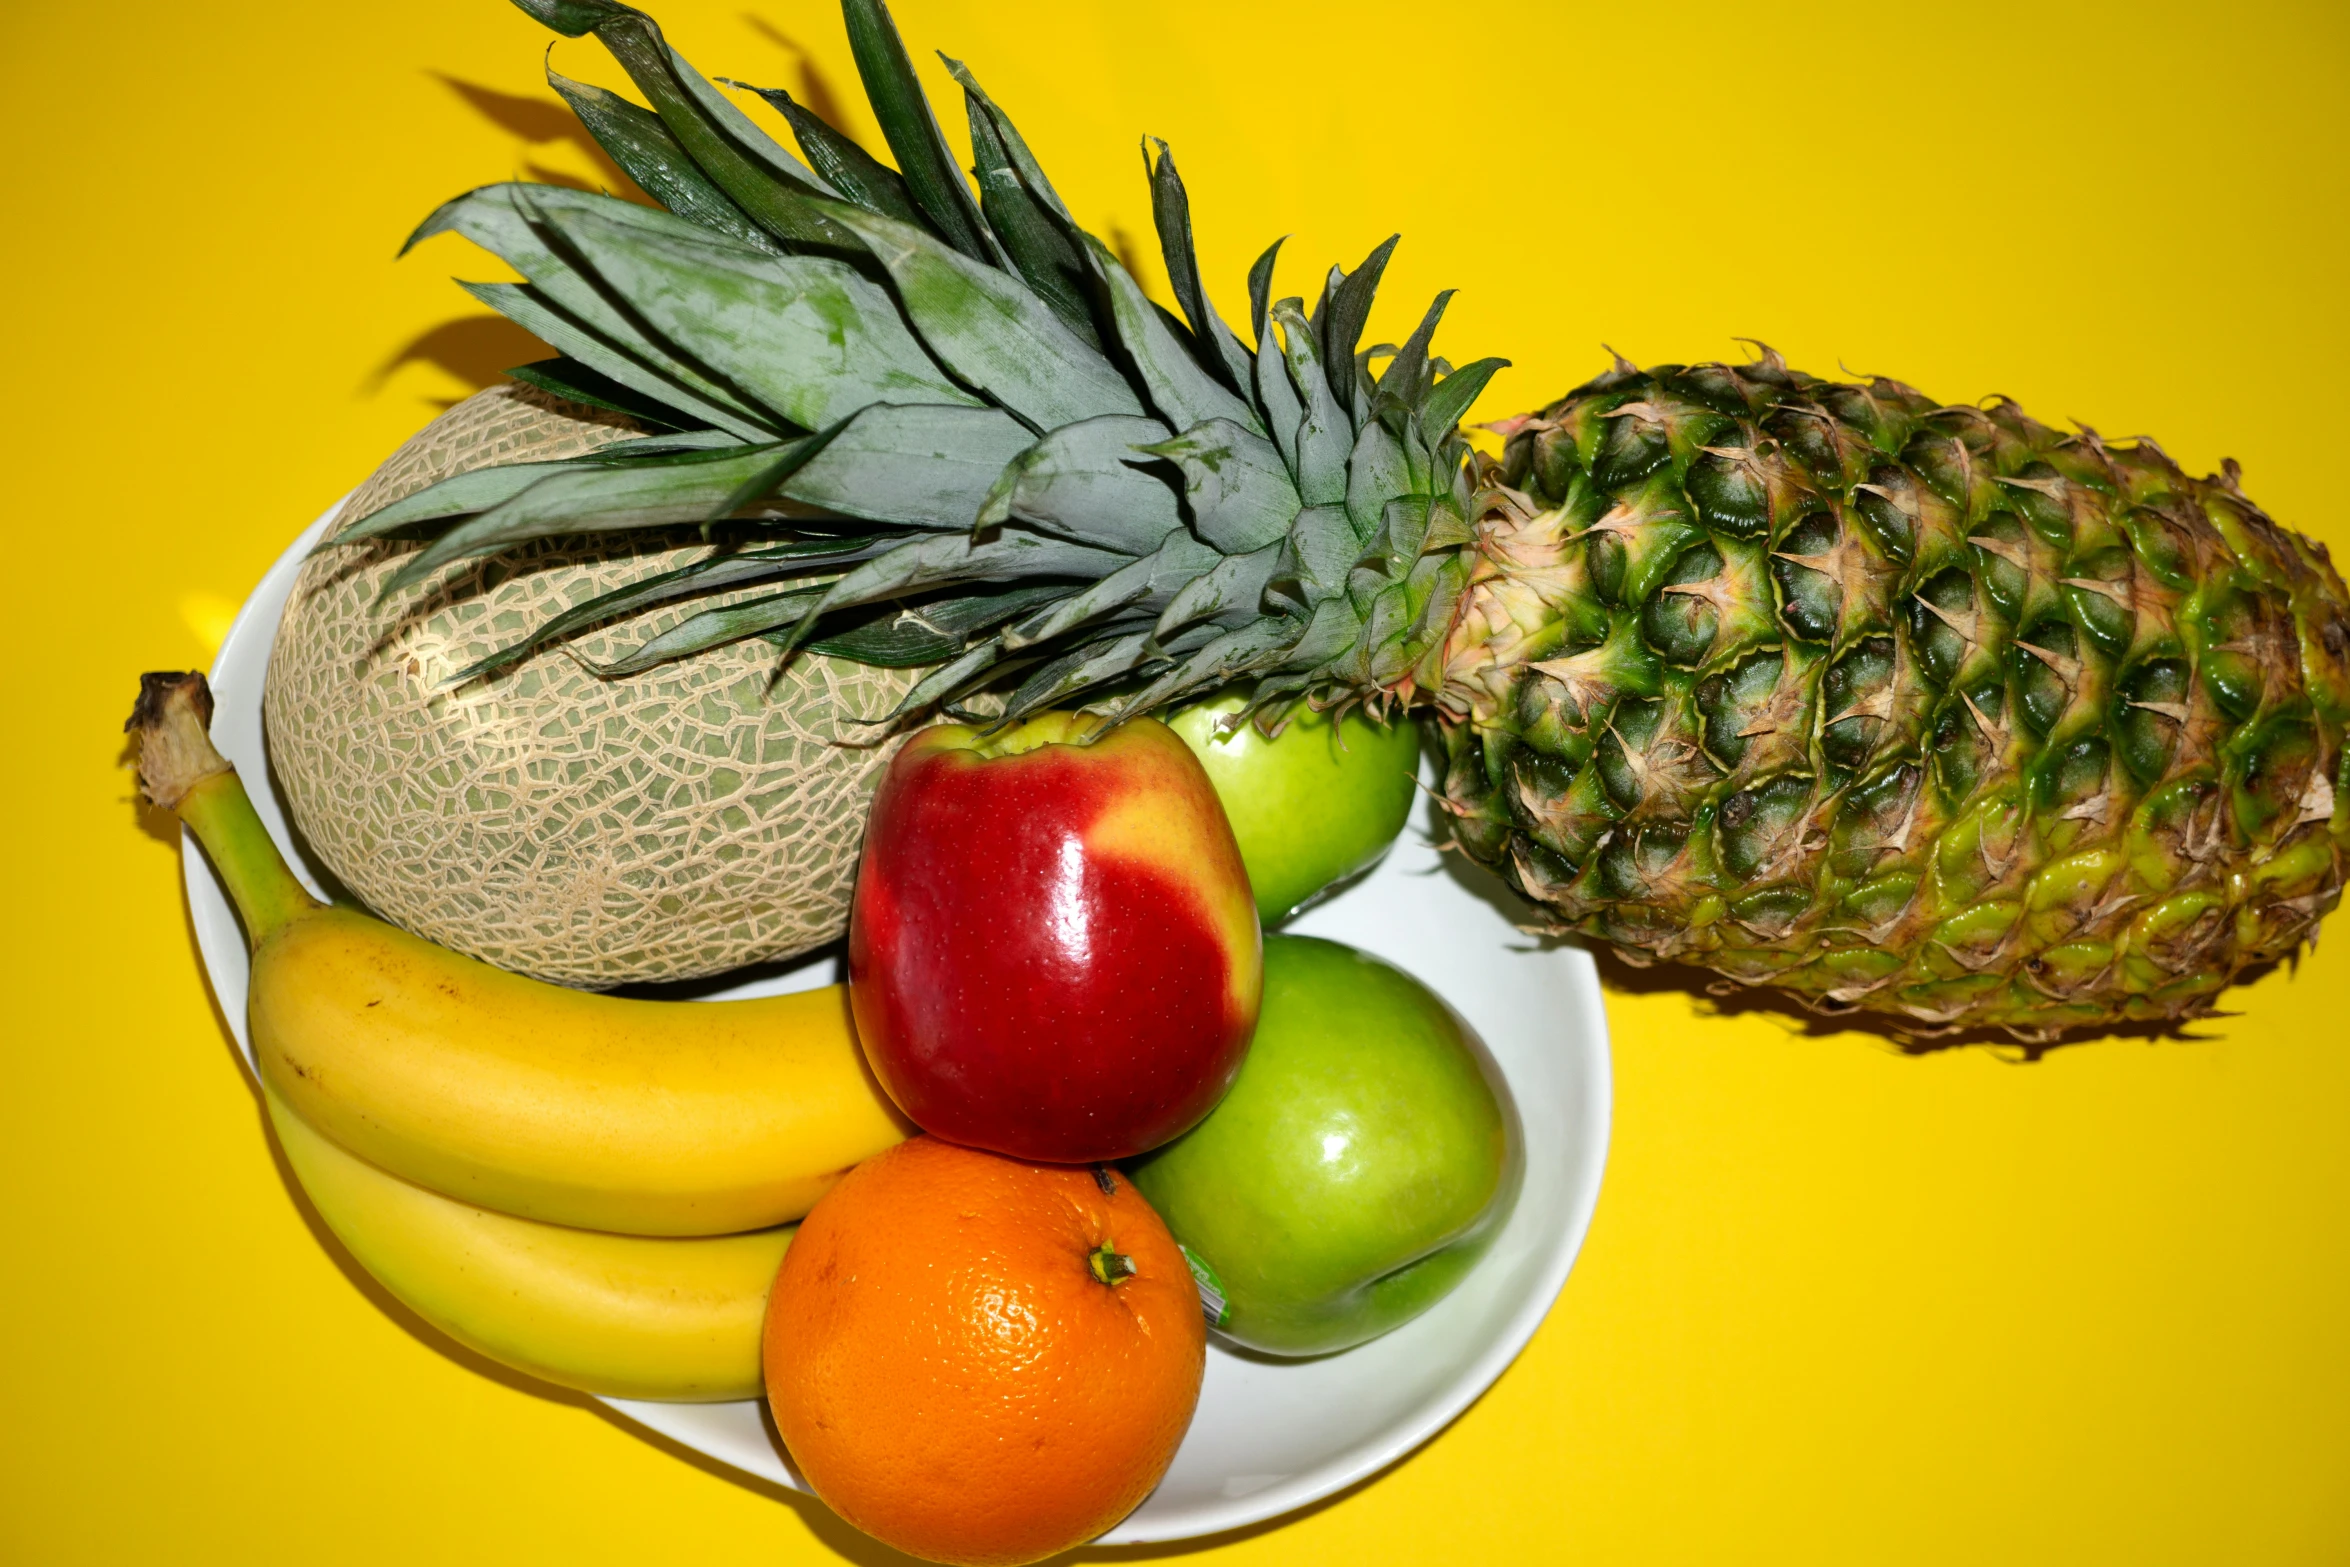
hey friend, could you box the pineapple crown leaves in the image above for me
[343,0,1508,725]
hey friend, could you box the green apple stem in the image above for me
[1088,1244,1137,1286]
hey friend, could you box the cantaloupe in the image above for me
[263,384,916,988]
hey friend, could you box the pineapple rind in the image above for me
[1440,352,2349,1038]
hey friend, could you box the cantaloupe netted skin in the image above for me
[264,384,917,988]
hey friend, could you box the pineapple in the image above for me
[1451,363,2348,1037]
[352,0,2348,1038]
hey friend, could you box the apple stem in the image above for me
[1088,1244,1137,1286]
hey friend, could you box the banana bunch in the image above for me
[130,673,909,1401]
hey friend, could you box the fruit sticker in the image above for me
[1180,1243,1234,1329]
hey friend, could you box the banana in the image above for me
[267,1085,788,1401]
[131,672,909,1236]
[247,909,906,1234]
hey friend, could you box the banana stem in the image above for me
[178,771,321,950]
[128,672,321,951]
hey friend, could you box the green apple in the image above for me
[1127,934,1517,1356]
[1166,691,1421,924]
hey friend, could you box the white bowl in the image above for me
[184,504,1613,1545]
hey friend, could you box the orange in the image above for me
[763,1136,1208,1567]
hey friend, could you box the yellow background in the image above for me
[5,0,2348,1561]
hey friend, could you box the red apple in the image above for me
[847,712,1262,1163]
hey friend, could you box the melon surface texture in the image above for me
[264,383,916,987]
